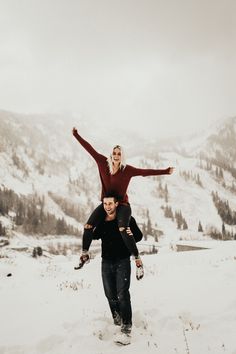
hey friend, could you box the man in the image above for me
[76,195,144,344]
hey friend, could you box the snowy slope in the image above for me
[0,110,236,241]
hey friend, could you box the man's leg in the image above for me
[117,205,139,257]
[101,259,121,325]
[116,258,132,333]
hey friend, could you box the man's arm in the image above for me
[128,217,144,279]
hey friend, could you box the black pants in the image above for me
[102,258,132,326]
[82,203,139,256]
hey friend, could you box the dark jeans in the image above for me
[83,203,139,256]
[101,258,132,326]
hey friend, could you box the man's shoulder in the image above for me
[130,216,136,222]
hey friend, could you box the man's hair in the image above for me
[103,192,119,202]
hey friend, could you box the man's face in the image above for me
[103,197,118,216]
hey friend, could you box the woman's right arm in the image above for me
[72,127,105,161]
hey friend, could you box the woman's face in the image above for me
[111,147,122,165]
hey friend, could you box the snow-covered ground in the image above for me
[1,240,236,354]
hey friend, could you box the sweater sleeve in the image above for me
[128,165,171,177]
[129,217,143,242]
[73,131,106,162]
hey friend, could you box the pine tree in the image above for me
[15,200,25,225]
[177,218,182,229]
[182,219,188,230]
[147,216,152,235]
[37,246,43,256]
[0,221,6,236]
[56,218,67,235]
[198,221,203,232]
[32,248,37,258]
[164,184,169,202]
[196,174,202,187]
[219,168,224,179]
[142,223,147,241]
[222,223,226,238]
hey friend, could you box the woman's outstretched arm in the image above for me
[72,127,105,161]
[128,165,174,177]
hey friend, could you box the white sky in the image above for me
[0,0,236,138]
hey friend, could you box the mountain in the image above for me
[0,110,99,239]
[0,110,236,246]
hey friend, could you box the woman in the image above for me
[72,127,174,268]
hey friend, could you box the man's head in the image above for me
[103,195,119,217]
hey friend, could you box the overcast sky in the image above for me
[0,0,236,138]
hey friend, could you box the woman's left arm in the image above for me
[129,165,174,177]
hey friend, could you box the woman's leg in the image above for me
[82,203,106,251]
[116,205,139,257]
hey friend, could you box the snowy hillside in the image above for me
[0,110,236,244]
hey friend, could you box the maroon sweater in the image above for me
[73,131,170,204]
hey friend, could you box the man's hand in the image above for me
[126,227,133,237]
[135,257,143,267]
[74,251,90,270]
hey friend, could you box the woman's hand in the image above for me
[72,127,78,136]
[167,167,174,174]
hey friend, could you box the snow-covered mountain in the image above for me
[0,110,236,245]
[1,111,236,354]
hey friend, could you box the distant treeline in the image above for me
[212,191,236,225]
[0,187,81,236]
[199,153,236,179]
[162,205,188,230]
[207,224,236,241]
[179,170,203,187]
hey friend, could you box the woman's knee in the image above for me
[84,223,93,230]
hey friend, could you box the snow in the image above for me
[1,241,236,354]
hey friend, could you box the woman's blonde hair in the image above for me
[107,145,126,174]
